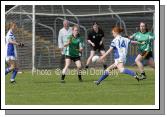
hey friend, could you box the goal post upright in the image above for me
[32,5,36,74]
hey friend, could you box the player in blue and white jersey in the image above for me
[94,26,143,85]
[5,22,24,83]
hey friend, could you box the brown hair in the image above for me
[9,22,16,28]
[112,26,124,33]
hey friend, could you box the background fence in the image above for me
[5,5,154,70]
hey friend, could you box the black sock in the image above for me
[141,72,146,76]
[85,65,89,69]
[78,75,82,79]
[103,64,107,69]
[61,74,65,80]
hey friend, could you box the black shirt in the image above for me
[87,29,104,47]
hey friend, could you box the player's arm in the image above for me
[100,31,104,45]
[8,39,24,47]
[79,47,83,53]
[126,32,136,40]
[87,32,95,47]
[8,39,19,45]
[64,40,71,47]
[126,33,142,45]
[100,47,113,61]
[148,32,155,40]
[64,36,71,47]
[79,38,84,53]
[99,37,104,45]
[87,40,95,47]
[130,40,142,44]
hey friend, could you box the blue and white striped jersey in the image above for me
[5,30,17,57]
[110,35,131,59]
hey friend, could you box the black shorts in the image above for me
[65,55,80,62]
[140,51,153,60]
[90,44,105,52]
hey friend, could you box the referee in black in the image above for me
[85,22,107,69]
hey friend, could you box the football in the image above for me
[92,55,100,63]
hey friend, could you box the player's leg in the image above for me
[5,57,17,75]
[75,59,83,82]
[6,59,18,83]
[147,52,155,69]
[60,54,65,70]
[85,50,95,69]
[100,50,107,69]
[61,58,71,83]
[117,62,141,81]
[10,60,18,83]
[94,64,117,85]
[5,60,14,75]
[135,54,146,79]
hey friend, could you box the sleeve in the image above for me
[66,35,71,42]
[148,32,155,40]
[6,32,15,42]
[87,31,92,41]
[101,30,104,37]
[110,39,116,48]
[79,37,84,49]
[58,30,63,48]
[130,33,137,40]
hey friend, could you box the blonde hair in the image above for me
[72,25,79,30]
[6,22,16,30]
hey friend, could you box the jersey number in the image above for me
[119,40,126,48]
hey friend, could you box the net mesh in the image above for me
[5,5,154,69]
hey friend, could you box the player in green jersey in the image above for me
[129,22,155,79]
[61,25,84,83]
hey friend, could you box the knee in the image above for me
[119,68,125,73]
[135,58,140,63]
[89,55,94,59]
[10,64,15,70]
[104,70,110,75]
[77,65,82,70]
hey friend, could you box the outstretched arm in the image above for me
[9,39,24,47]
[64,39,71,47]
[131,40,146,45]
[99,47,113,61]
[87,40,95,47]
[9,39,19,45]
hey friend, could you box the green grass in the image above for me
[5,67,155,105]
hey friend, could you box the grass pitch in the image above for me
[5,67,155,105]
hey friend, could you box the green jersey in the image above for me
[65,35,84,57]
[131,31,155,52]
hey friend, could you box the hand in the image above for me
[91,43,95,47]
[64,41,70,47]
[98,56,104,63]
[140,41,146,45]
[79,48,83,53]
[18,42,24,47]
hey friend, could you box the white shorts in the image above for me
[114,58,126,65]
[5,56,17,62]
